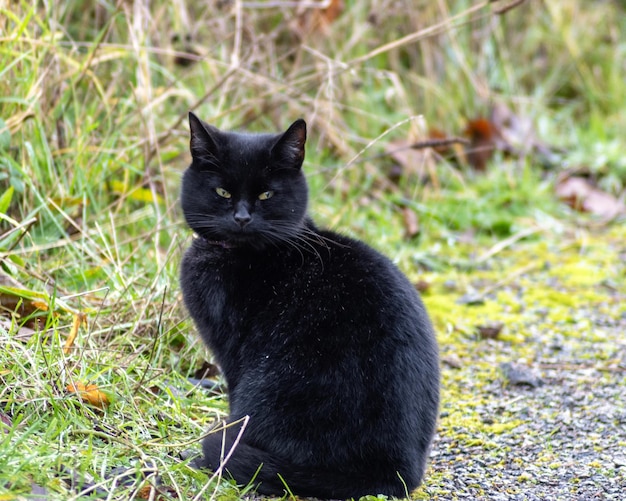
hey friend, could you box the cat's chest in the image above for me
[220,253,308,305]
[186,245,313,312]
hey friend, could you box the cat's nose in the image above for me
[234,206,252,228]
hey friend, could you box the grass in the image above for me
[1,0,625,499]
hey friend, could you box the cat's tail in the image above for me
[196,423,416,499]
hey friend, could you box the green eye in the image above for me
[258,190,274,200]
[215,187,231,199]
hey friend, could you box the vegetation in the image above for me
[1,0,624,499]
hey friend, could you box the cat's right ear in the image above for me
[189,111,220,168]
[270,119,307,169]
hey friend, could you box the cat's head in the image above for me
[181,112,309,249]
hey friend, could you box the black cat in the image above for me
[180,112,440,499]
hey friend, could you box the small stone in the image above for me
[457,292,485,305]
[442,354,463,369]
[443,280,457,291]
[614,457,626,467]
[500,361,543,387]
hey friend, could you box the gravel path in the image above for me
[416,229,626,501]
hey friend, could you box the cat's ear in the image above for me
[270,119,307,169]
[189,111,220,168]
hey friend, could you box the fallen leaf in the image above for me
[555,175,626,220]
[384,139,428,184]
[136,483,179,500]
[0,317,39,341]
[490,102,554,158]
[462,107,552,170]
[414,280,430,293]
[0,276,49,331]
[317,0,343,26]
[63,313,87,354]
[402,206,420,239]
[477,322,504,340]
[463,117,499,171]
[384,132,468,184]
[67,382,110,409]
[295,0,344,35]
[136,486,152,499]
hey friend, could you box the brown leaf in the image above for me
[63,313,87,354]
[463,117,499,171]
[318,0,343,25]
[555,175,626,220]
[385,132,468,183]
[0,317,39,341]
[414,280,430,293]
[0,276,48,331]
[0,271,23,289]
[136,484,179,500]
[402,207,420,239]
[490,102,552,158]
[136,485,152,499]
[477,322,504,340]
[384,139,427,183]
[296,0,344,34]
[67,382,110,409]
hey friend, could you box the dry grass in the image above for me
[1,0,625,498]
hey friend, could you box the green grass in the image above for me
[1,0,625,499]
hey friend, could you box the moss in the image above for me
[488,421,524,435]
[415,223,625,494]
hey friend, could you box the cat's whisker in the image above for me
[257,227,307,258]
[281,237,306,263]
[302,227,348,249]
[275,228,326,266]
[271,220,346,250]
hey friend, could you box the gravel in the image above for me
[423,301,626,501]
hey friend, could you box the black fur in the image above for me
[180,112,440,499]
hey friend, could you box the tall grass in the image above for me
[1,0,625,498]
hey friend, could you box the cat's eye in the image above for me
[215,187,231,199]
[258,190,274,200]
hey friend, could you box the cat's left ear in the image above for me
[270,119,307,169]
